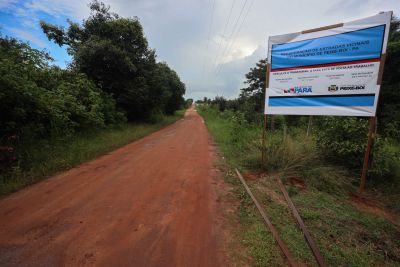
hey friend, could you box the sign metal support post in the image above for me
[262,114,267,164]
[262,63,271,166]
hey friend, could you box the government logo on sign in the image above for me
[328,85,338,92]
[283,86,312,94]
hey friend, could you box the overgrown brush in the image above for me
[0,111,184,195]
[200,105,400,197]
[262,134,317,176]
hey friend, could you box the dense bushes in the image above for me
[0,36,125,165]
[314,116,400,182]
[200,104,400,197]
[0,37,124,137]
[315,117,368,168]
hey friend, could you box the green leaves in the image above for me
[40,21,67,47]
[315,117,368,168]
[0,37,124,141]
[40,0,185,121]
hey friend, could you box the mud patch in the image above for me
[287,176,307,191]
[242,171,267,181]
[350,193,399,226]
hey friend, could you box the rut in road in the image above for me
[0,107,224,267]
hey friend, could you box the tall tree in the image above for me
[239,59,267,117]
[41,1,184,120]
[241,58,267,98]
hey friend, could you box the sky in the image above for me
[0,0,399,100]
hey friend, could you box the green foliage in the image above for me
[370,138,400,182]
[241,58,267,100]
[0,36,124,138]
[184,98,193,108]
[0,111,183,195]
[315,116,400,184]
[196,97,212,104]
[212,96,228,112]
[239,58,267,122]
[40,0,185,120]
[315,117,368,168]
[263,133,317,175]
[197,16,400,266]
[151,62,186,115]
[0,36,126,179]
[295,191,400,266]
[200,105,400,266]
[377,16,400,139]
[197,106,260,169]
[0,1,186,191]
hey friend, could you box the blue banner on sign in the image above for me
[268,95,375,107]
[271,25,385,71]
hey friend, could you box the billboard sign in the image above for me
[264,12,392,116]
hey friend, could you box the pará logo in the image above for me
[283,86,312,94]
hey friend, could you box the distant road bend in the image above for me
[0,107,223,266]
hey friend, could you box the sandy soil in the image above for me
[0,107,225,267]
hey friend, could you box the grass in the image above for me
[198,107,262,169]
[0,110,185,195]
[198,105,400,267]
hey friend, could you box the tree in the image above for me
[241,59,267,97]
[147,62,185,115]
[40,1,185,120]
[184,98,194,108]
[0,36,123,142]
[235,59,268,123]
[212,96,227,112]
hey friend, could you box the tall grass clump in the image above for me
[200,105,318,173]
[262,133,316,175]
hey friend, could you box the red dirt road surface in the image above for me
[0,107,224,267]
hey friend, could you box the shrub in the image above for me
[0,36,125,171]
[370,137,400,182]
[262,132,317,175]
[315,117,368,168]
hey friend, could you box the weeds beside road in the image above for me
[199,105,400,267]
[0,111,184,195]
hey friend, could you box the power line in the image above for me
[213,0,249,73]
[215,0,255,75]
[212,0,237,69]
[216,0,255,74]
[201,0,216,83]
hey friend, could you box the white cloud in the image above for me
[0,0,18,9]
[7,27,46,47]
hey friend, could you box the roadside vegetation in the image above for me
[199,106,399,266]
[0,1,187,194]
[198,16,400,267]
[0,112,184,196]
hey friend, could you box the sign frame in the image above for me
[264,12,392,117]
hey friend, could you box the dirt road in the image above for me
[0,107,224,266]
